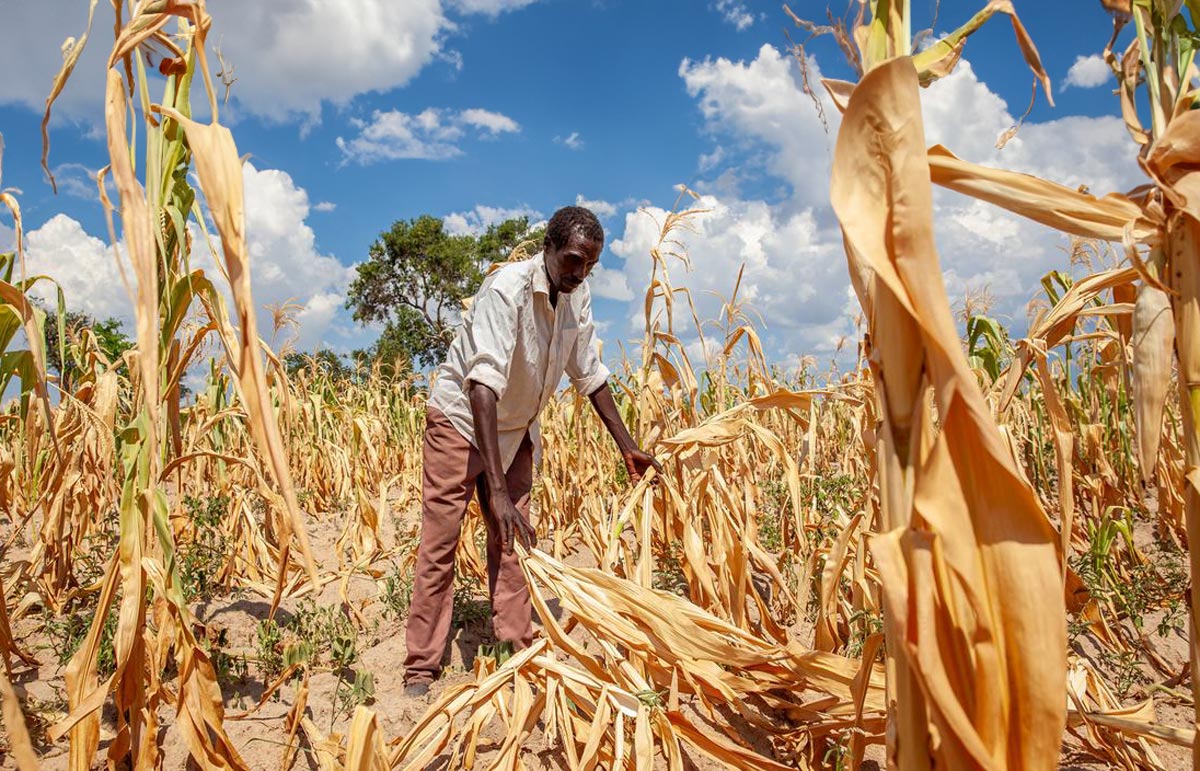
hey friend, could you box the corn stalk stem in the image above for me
[1133,4,1167,139]
[1167,215,1200,768]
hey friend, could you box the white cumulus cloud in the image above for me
[575,195,618,219]
[611,196,845,353]
[337,107,520,164]
[229,163,357,350]
[443,204,544,237]
[0,1,446,122]
[604,46,1144,363]
[588,265,633,302]
[448,0,540,16]
[206,0,452,121]
[19,162,355,353]
[713,0,755,30]
[1063,54,1112,90]
[699,146,725,172]
[459,108,521,135]
[24,214,127,320]
[48,163,111,201]
[680,45,837,208]
[0,1,540,123]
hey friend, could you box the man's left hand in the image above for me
[622,448,662,484]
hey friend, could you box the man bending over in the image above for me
[403,205,658,695]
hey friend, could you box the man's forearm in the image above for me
[468,381,510,497]
[588,381,636,454]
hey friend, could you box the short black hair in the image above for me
[544,206,604,252]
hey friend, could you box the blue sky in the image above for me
[0,0,1140,374]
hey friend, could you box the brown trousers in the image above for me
[403,407,534,684]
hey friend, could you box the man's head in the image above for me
[543,206,603,295]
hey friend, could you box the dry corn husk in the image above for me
[1132,282,1175,484]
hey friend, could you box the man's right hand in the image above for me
[468,380,537,554]
[493,494,537,554]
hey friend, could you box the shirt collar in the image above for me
[532,252,551,297]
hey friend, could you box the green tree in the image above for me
[346,215,543,369]
[43,309,133,389]
[284,348,354,381]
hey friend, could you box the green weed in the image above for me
[452,575,491,629]
[179,493,230,602]
[44,601,118,679]
[334,669,376,724]
[381,563,413,620]
[202,626,248,688]
[478,640,515,667]
[1099,649,1148,700]
[651,539,688,597]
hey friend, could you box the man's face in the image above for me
[545,231,601,294]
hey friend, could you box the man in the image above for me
[403,205,659,696]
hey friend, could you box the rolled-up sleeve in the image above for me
[566,288,611,395]
[463,284,519,399]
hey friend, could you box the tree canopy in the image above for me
[283,348,355,381]
[43,309,133,390]
[346,215,543,369]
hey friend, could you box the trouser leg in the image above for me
[480,433,534,649]
[403,408,482,684]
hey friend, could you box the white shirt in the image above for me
[428,252,611,470]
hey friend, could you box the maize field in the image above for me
[0,0,1197,769]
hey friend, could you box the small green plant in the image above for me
[1067,616,1091,646]
[759,479,789,550]
[334,669,376,723]
[18,689,69,746]
[202,626,248,687]
[1157,597,1186,639]
[74,531,116,589]
[283,637,315,670]
[255,619,284,681]
[800,477,861,558]
[845,609,884,659]
[291,599,358,665]
[179,494,230,602]
[822,733,850,771]
[329,619,358,671]
[381,563,413,620]
[634,688,667,711]
[452,575,491,628]
[329,495,352,518]
[327,621,362,729]
[1071,512,1187,635]
[256,599,363,690]
[800,475,860,514]
[479,640,514,667]
[756,508,782,553]
[44,602,118,679]
[44,610,89,666]
[1079,511,1129,585]
[1099,649,1148,700]
[651,539,688,597]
